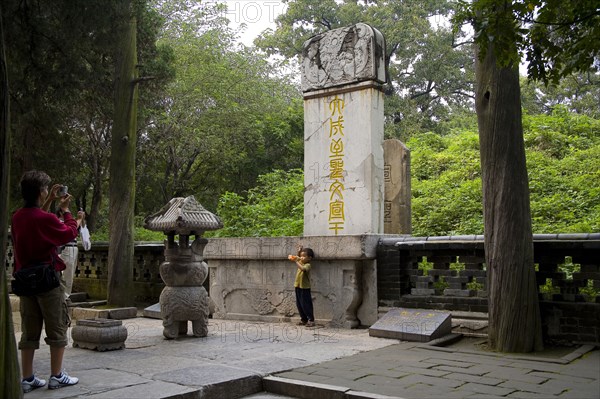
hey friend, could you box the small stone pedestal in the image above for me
[71,318,127,351]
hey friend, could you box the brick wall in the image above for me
[377,234,600,345]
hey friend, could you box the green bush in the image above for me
[90,110,599,244]
[208,169,304,238]
[409,111,600,236]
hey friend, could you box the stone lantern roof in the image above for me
[144,196,223,235]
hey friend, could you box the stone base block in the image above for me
[72,308,110,320]
[143,302,162,319]
[68,292,89,302]
[443,289,475,297]
[411,288,435,296]
[108,307,138,319]
[369,307,452,342]
[71,318,128,351]
[72,307,138,321]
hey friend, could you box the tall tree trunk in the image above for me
[0,5,23,397]
[88,169,104,232]
[107,0,138,306]
[475,43,543,353]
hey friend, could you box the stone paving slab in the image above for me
[444,372,505,386]
[431,364,497,376]
[458,382,517,396]
[10,307,600,399]
[270,339,600,399]
[11,313,398,399]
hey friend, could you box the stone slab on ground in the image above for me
[72,307,110,320]
[369,307,451,342]
[69,292,89,302]
[108,307,138,320]
[143,302,161,319]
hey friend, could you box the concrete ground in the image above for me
[9,303,599,399]
[11,310,397,398]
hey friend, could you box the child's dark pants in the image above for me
[295,287,314,322]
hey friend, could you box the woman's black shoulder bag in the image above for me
[11,259,60,296]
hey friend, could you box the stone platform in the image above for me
[9,302,599,399]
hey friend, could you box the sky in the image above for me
[221,0,286,46]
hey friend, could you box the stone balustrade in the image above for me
[4,241,166,303]
[5,233,599,343]
[378,233,600,344]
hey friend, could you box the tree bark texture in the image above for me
[475,44,543,353]
[107,1,138,307]
[0,7,23,397]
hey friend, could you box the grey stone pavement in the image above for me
[11,309,600,399]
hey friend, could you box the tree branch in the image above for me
[519,10,600,27]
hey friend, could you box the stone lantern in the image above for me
[144,196,222,339]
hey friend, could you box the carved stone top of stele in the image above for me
[301,23,386,93]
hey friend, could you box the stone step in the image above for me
[68,291,89,302]
[263,376,398,399]
[68,299,108,308]
[241,392,299,399]
[451,316,488,338]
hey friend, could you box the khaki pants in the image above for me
[59,245,78,298]
[18,281,70,349]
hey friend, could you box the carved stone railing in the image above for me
[377,234,600,344]
[5,241,165,303]
[6,233,599,342]
[203,235,379,328]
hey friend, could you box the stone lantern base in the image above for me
[160,286,209,339]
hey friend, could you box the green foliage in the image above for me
[453,0,600,84]
[4,0,173,232]
[91,215,165,241]
[207,109,599,239]
[209,169,304,238]
[136,5,304,215]
[410,127,483,236]
[410,110,600,236]
[525,111,600,233]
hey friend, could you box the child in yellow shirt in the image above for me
[288,245,315,327]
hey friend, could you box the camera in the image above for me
[57,185,68,196]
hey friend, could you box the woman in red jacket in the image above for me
[11,170,84,393]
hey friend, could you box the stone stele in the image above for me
[369,308,452,342]
[383,139,411,234]
[302,23,386,236]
